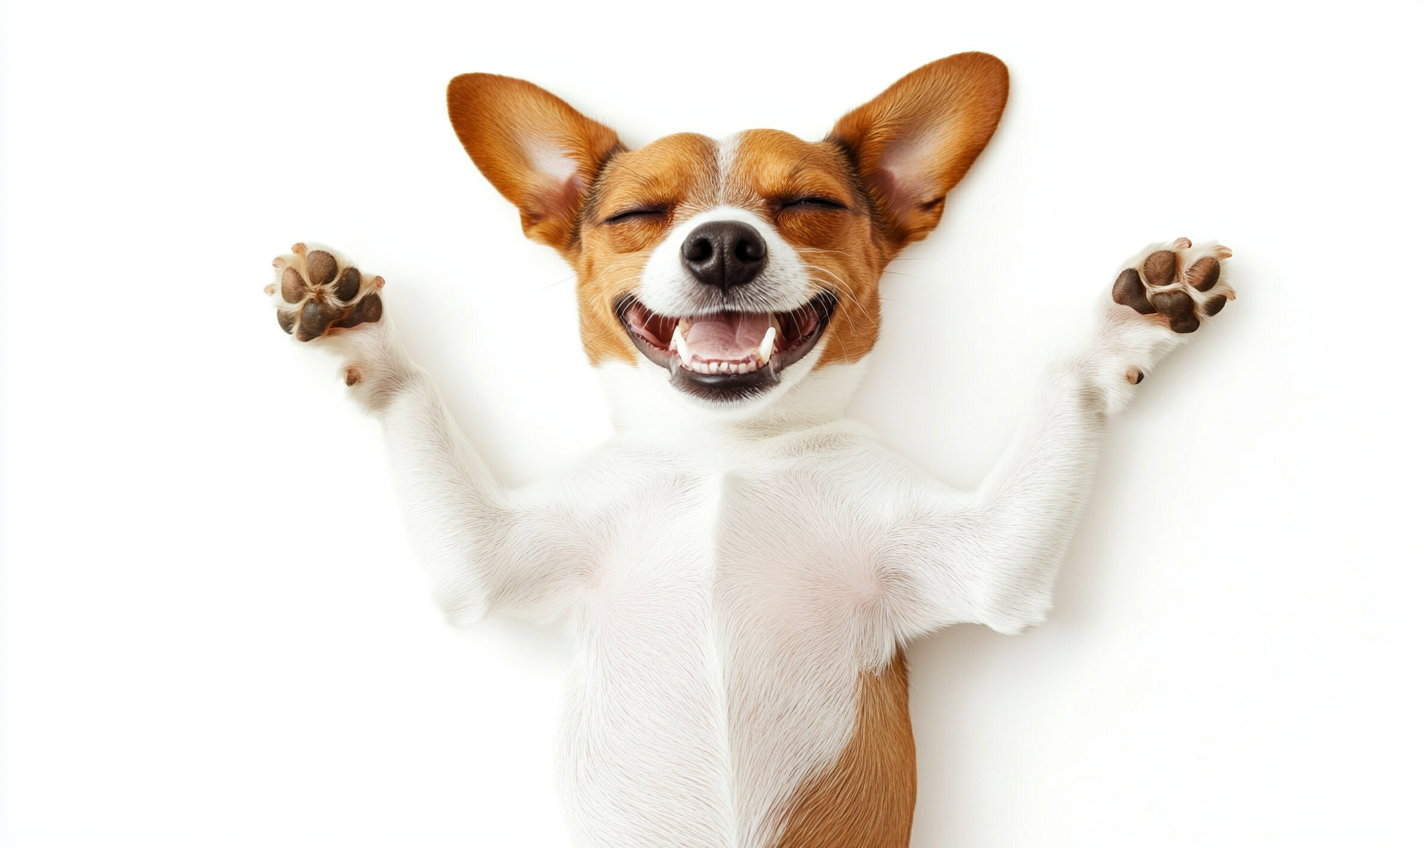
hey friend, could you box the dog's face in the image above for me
[448,54,1008,411]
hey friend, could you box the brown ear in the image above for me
[447,74,623,252]
[829,52,1009,248]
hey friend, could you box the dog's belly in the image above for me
[556,439,913,848]
[558,553,734,848]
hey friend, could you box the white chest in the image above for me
[554,430,907,848]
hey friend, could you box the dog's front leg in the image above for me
[890,239,1235,637]
[268,242,587,624]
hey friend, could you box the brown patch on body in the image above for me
[772,648,916,848]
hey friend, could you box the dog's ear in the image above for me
[448,74,623,253]
[829,52,1008,249]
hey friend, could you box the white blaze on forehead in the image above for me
[715,132,744,206]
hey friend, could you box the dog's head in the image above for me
[448,53,1007,416]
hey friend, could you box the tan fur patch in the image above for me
[575,133,722,365]
[724,130,888,369]
[772,648,916,848]
[574,129,891,368]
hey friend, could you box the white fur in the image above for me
[273,236,1230,847]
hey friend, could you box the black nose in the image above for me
[680,221,767,290]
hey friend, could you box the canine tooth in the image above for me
[671,326,692,367]
[757,326,777,364]
[678,317,692,334]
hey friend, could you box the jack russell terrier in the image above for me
[266,52,1234,848]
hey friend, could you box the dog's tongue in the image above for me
[684,312,772,360]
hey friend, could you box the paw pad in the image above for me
[270,242,384,342]
[1112,238,1234,334]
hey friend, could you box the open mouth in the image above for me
[617,292,837,402]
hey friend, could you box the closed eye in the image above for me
[780,196,848,212]
[602,206,668,225]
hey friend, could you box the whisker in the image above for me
[533,273,579,293]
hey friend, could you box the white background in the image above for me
[2,1,1420,846]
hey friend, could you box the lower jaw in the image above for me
[669,360,783,403]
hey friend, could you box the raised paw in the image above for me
[1112,237,1234,334]
[266,242,385,341]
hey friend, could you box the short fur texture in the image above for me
[267,53,1234,848]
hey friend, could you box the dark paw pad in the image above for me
[272,245,383,341]
[1113,268,1157,315]
[1113,239,1234,336]
[1142,250,1178,286]
[1149,290,1200,334]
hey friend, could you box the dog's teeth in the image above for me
[757,326,777,364]
[678,317,692,334]
[671,326,693,368]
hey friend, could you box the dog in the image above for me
[266,52,1234,848]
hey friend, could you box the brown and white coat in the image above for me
[267,53,1234,848]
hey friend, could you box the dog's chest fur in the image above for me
[552,368,915,847]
